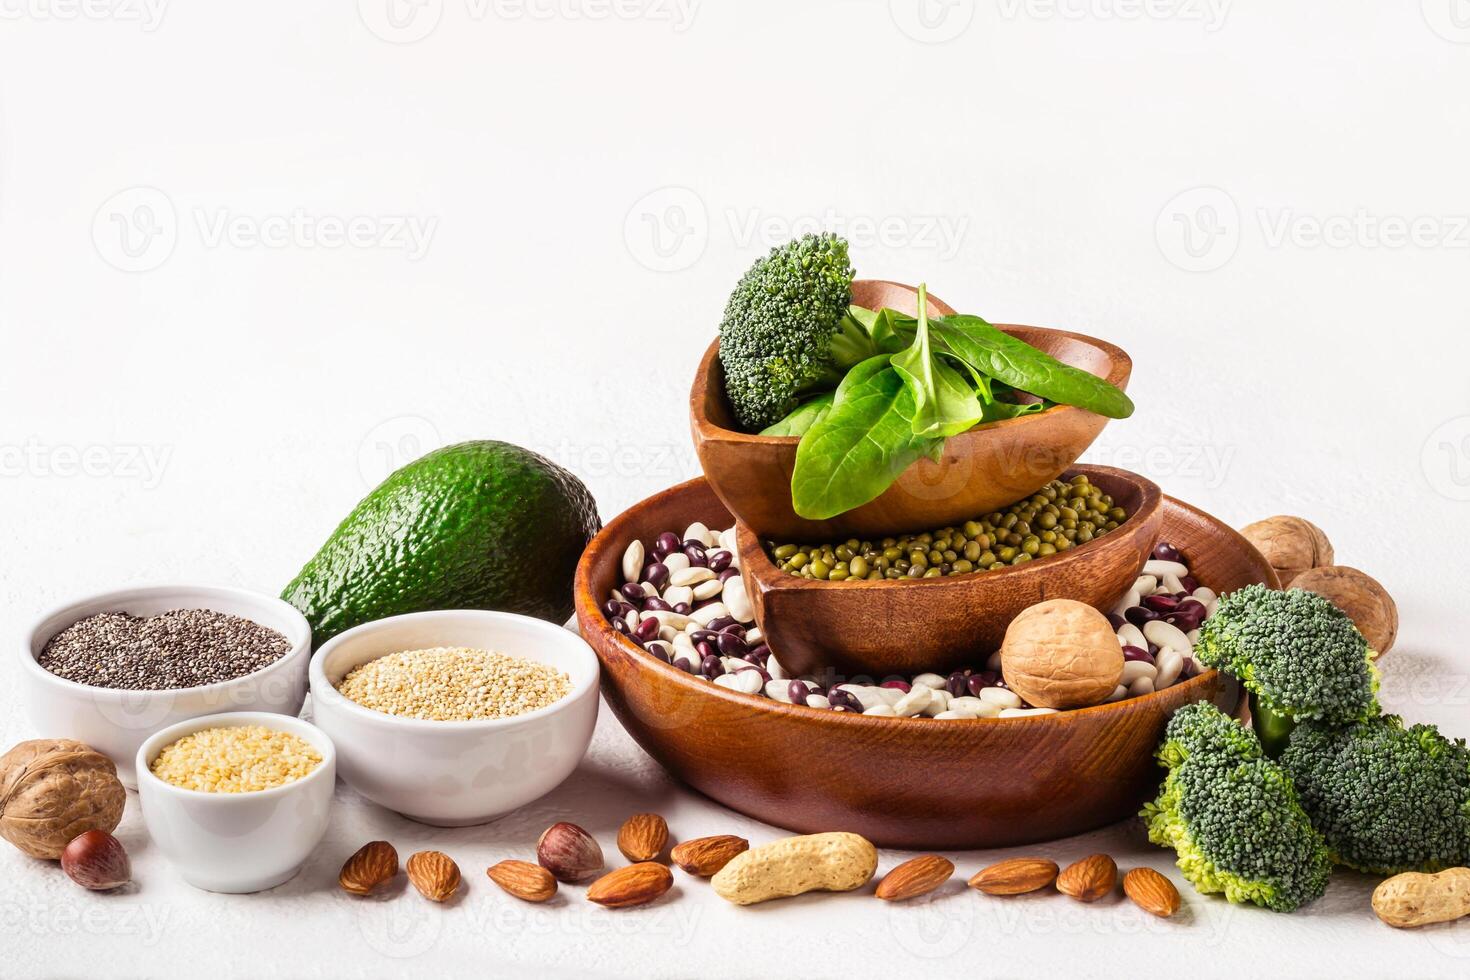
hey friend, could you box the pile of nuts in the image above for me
[606,524,1215,716]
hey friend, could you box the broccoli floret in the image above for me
[1141,703,1331,913]
[1282,716,1470,875]
[1196,585,1380,755]
[717,234,872,431]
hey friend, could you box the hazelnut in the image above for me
[1000,599,1122,709]
[1240,516,1333,586]
[61,830,130,891]
[0,738,126,860]
[537,822,603,883]
[1291,565,1398,657]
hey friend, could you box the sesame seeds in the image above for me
[335,647,571,722]
[38,608,292,690]
[149,725,323,793]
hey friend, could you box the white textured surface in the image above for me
[3,1,1470,976]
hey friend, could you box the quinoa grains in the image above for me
[150,726,322,793]
[335,647,571,722]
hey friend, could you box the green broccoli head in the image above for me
[1196,584,1380,728]
[1142,702,1331,913]
[717,233,863,431]
[1282,716,1470,875]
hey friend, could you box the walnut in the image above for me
[1291,565,1398,657]
[1240,516,1333,586]
[1000,599,1123,709]
[0,739,126,860]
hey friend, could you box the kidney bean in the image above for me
[619,582,647,604]
[717,568,740,583]
[1106,613,1127,630]
[602,600,622,619]
[1125,606,1159,627]
[644,562,670,590]
[1180,574,1199,594]
[611,618,629,635]
[707,550,732,573]
[1176,598,1207,617]
[881,679,911,693]
[646,645,671,664]
[672,602,692,615]
[634,617,660,642]
[1152,543,1182,563]
[684,545,708,567]
[672,656,695,674]
[1142,594,1180,613]
[643,596,671,613]
[654,532,680,557]
[946,671,969,698]
[746,644,771,662]
[695,640,718,662]
[716,632,748,657]
[719,624,746,640]
[701,654,724,678]
[706,616,739,632]
[827,689,862,712]
[689,629,716,644]
[788,680,811,703]
[1122,645,1153,663]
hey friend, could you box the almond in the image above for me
[406,850,461,903]
[875,855,954,901]
[339,840,399,896]
[968,857,1059,895]
[487,859,557,903]
[617,813,669,863]
[670,835,749,877]
[586,862,674,908]
[1056,854,1117,903]
[537,822,604,883]
[1123,867,1181,918]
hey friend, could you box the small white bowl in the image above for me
[309,609,599,826]
[20,585,313,787]
[136,711,336,893]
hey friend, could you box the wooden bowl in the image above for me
[573,477,1276,849]
[737,464,1164,679]
[690,280,1133,540]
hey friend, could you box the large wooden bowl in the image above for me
[690,280,1133,540]
[738,464,1163,678]
[574,477,1276,849]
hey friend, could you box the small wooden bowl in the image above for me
[738,465,1164,678]
[574,477,1274,849]
[690,280,1133,540]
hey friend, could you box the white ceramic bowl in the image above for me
[309,610,600,826]
[21,585,313,787]
[136,711,336,893]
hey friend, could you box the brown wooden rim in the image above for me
[573,477,1269,730]
[691,325,1134,444]
[735,463,1162,593]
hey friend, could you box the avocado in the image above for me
[283,440,601,647]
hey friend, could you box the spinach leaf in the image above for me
[891,285,982,439]
[760,392,835,437]
[847,305,911,355]
[791,355,943,520]
[931,315,1134,419]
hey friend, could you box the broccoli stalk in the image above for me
[1141,703,1331,913]
[717,234,873,432]
[1195,584,1380,757]
[1282,716,1470,875]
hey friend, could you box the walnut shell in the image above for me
[1000,599,1122,709]
[1240,516,1333,586]
[1291,565,1398,657]
[0,739,126,860]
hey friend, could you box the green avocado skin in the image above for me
[283,440,601,648]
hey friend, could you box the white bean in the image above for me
[1128,676,1155,697]
[922,690,953,717]
[1116,622,1147,650]
[715,670,762,695]
[893,687,932,717]
[683,522,714,548]
[1187,629,1200,644]
[979,687,1022,709]
[912,672,947,691]
[670,566,716,588]
[649,610,692,630]
[947,696,986,714]
[658,626,677,642]
[720,656,744,673]
[1162,573,1185,594]
[745,627,763,644]
[1132,574,1158,595]
[663,585,693,607]
[692,579,723,601]
[1001,707,1058,717]
[863,704,897,717]
[1104,684,1128,703]
[722,575,754,623]
[1143,619,1192,654]
[1192,586,1216,603]
[1112,590,1142,618]
[622,540,645,584]
[625,609,640,627]
[805,694,831,709]
[1120,660,1158,685]
[765,679,792,702]
[689,602,729,626]
[672,633,697,658]
[1144,559,1189,578]
[718,527,739,554]
[874,686,905,707]
[836,684,887,710]
[661,552,691,574]
[1155,648,1184,688]
[767,656,787,681]
[933,709,975,720]
[645,640,672,659]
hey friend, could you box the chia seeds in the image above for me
[38,608,292,690]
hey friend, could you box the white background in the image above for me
[3,1,1470,977]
